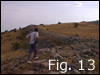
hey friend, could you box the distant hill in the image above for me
[81,20,99,25]
[39,22,99,39]
[1,21,99,74]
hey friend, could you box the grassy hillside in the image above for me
[39,22,99,39]
[1,22,99,74]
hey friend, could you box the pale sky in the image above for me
[1,1,99,32]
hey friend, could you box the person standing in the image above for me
[26,28,39,63]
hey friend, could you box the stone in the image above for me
[53,53,64,62]
[72,57,79,63]
[53,53,63,59]
[32,59,47,64]
[7,70,14,74]
[32,59,47,69]
[88,72,94,74]
[73,68,81,74]
[38,48,51,54]
[48,71,61,74]
[91,49,99,54]
[50,48,56,55]
[23,71,35,74]
[82,71,86,74]
[55,46,62,50]
[83,49,91,53]
[19,59,26,64]
[83,49,95,57]
[14,62,19,67]
[41,62,49,69]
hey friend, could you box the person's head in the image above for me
[34,28,38,32]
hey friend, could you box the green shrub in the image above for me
[75,34,79,37]
[74,23,78,28]
[40,24,44,25]
[58,22,61,24]
[4,30,8,33]
[12,42,20,50]
[47,28,49,30]
[14,28,17,32]
[6,34,11,37]
[21,42,29,49]
[9,28,17,32]
[16,36,24,40]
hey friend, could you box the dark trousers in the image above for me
[28,44,38,61]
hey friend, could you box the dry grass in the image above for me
[1,49,28,65]
[38,23,99,39]
[1,30,28,64]
[1,22,99,74]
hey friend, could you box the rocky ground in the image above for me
[1,35,99,74]
[1,26,99,74]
